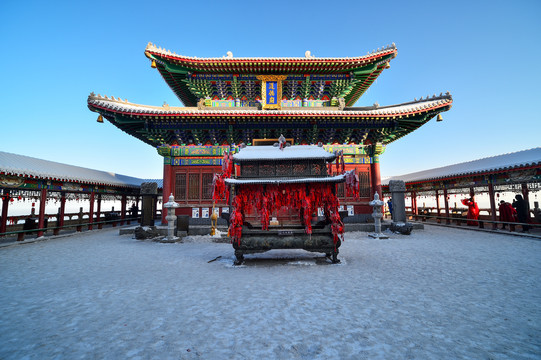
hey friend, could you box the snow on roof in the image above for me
[87,93,452,117]
[383,148,541,184]
[233,145,336,162]
[145,42,396,62]
[225,174,346,185]
[0,151,162,188]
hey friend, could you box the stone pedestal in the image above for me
[140,182,157,226]
[388,180,413,234]
[389,180,407,223]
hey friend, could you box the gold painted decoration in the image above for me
[256,75,287,110]
[0,175,25,188]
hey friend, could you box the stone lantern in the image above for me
[368,192,389,239]
[163,193,180,242]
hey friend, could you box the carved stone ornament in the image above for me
[388,180,406,192]
[140,182,158,195]
[338,98,346,111]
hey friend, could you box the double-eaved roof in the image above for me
[88,42,453,150]
[383,148,541,185]
[0,151,161,188]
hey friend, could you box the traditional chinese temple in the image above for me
[87,42,452,222]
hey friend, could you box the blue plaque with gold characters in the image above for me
[266,81,278,105]
[257,75,287,109]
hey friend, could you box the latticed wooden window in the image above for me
[259,162,275,177]
[293,162,310,176]
[311,162,324,176]
[358,171,371,198]
[175,173,187,200]
[202,173,214,200]
[241,164,258,177]
[188,173,200,200]
[336,182,345,198]
[276,161,292,176]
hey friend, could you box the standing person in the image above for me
[513,194,530,232]
[498,200,516,230]
[461,197,479,226]
[387,199,393,219]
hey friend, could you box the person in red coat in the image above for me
[498,200,516,230]
[461,197,479,225]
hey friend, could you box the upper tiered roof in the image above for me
[144,42,397,107]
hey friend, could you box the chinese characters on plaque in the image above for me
[266,81,278,105]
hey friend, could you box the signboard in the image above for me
[257,75,287,110]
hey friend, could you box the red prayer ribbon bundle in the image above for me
[228,183,345,246]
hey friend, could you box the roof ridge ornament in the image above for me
[305,50,315,58]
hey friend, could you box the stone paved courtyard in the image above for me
[1,225,540,359]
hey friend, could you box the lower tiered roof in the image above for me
[87,93,452,148]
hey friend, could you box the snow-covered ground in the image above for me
[1,226,540,359]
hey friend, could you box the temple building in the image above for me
[87,42,452,222]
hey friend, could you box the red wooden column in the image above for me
[412,191,418,220]
[435,190,441,223]
[88,191,95,230]
[162,161,173,224]
[96,194,102,229]
[37,188,47,237]
[54,192,66,235]
[153,195,159,224]
[1,193,10,235]
[488,180,497,230]
[443,188,450,224]
[120,194,127,225]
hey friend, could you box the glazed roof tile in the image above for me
[0,151,162,188]
[382,148,541,184]
[145,42,397,64]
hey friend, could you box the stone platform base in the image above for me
[119,223,424,236]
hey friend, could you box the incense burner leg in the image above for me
[332,249,340,264]
[234,250,244,266]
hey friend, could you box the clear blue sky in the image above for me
[1,0,540,179]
